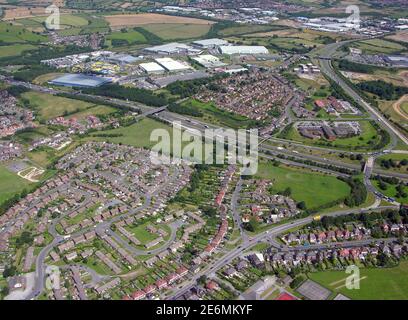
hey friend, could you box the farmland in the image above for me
[0,44,37,58]
[106,29,146,45]
[12,13,110,35]
[104,13,214,28]
[140,23,212,40]
[0,21,46,44]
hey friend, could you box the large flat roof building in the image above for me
[192,38,229,48]
[139,62,165,74]
[144,42,202,55]
[49,74,111,88]
[218,45,269,55]
[191,54,227,68]
[155,57,192,72]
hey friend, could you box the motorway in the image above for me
[316,41,408,147]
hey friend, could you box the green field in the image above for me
[309,261,408,300]
[88,118,172,149]
[140,23,211,40]
[14,14,109,35]
[126,222,171,248]
[106,30,146,45]
[0,21,46,44]
[22,91,113,121]
[180,99,258,129]
[0,166,31,206]
[280,121,383,151]
[27,14,89,30]
[353,39,407,55]
[255,161,351,209]
[0,44,37,58]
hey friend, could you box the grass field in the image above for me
[22,91,111,121]
[0,21,46,44]
[255,161,351,209]
[180,99,257,129]
[32,72,64,85]
[0,44,37,58]
[19,14,89,31]
[280,121,383,151]
[140,23,211,40]
[106,29,146,44]
[0,166,31,206]
[309,260,408,300]
[13,13,110,35]
[353,39,407,55]
[88,118,171,149]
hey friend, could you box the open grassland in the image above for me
[255,161,351,209]
[0,44,37,58]
[13,14,109,35]
[88,118,211,163]
[280,121,383,151]
[32,72,64,85]
[0,21,46,44]
[106,29,146,44]
[21,91,111,121]
[87,118,171,149]
[16,14,89,31]
[308,261,408,300]
[353,39,407,55]
[140,23,212,40]
[104,13,214,28]
[0,166,31,206]
[180,99,257,129]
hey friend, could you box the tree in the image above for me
[3,265,17,278]
[297,201,306,210]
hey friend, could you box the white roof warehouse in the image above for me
[218,45,269,55]
[155,58,192,72]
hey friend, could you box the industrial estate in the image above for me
[0,0,407,302]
